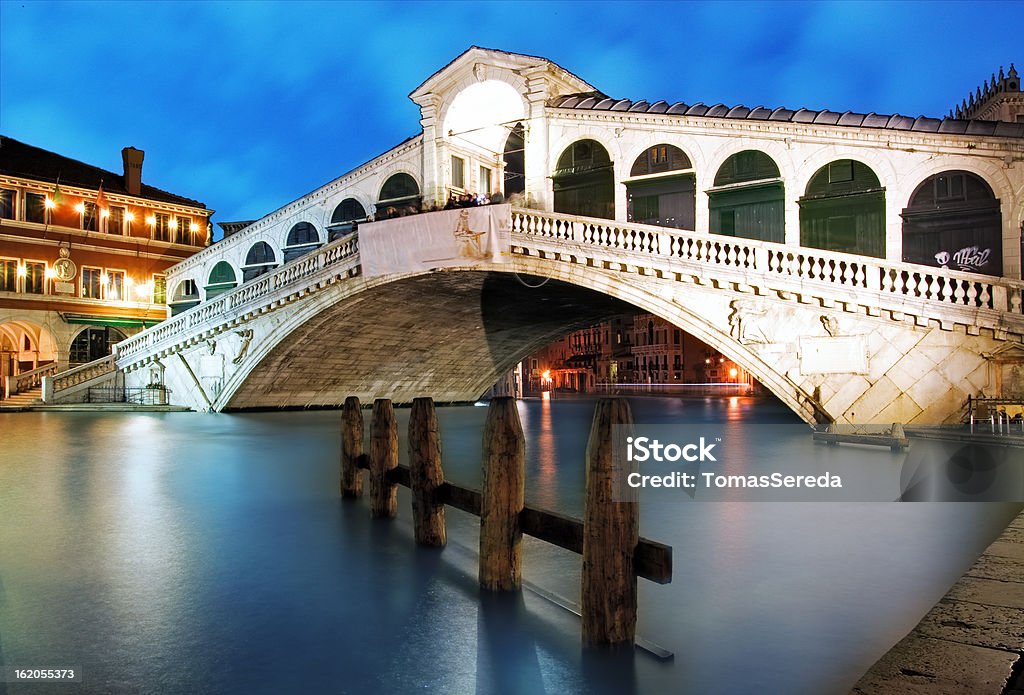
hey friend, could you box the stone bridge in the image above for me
[97,206,1024,425]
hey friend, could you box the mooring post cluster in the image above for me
[339,394,657,648]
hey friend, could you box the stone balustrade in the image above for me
[510,209,1024,337]
[114,232,360,366]
[5,362,59,397]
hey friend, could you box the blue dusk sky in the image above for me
[1,1,1020,234]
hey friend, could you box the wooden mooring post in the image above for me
[339,393,671,652]
[408,397,446,546]
[340,396,364,498]
[582,398,638,647]
[370,398,398,518]
[479,396,525,591]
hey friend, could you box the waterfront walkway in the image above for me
[851,509,1024,694]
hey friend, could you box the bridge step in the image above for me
[0,387,43,408]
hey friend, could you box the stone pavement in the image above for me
[850,510,1024,694]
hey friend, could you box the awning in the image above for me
[59,313,162,329]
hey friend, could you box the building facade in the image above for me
[0,136,212,396]
[523,312,752,395]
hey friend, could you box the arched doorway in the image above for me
[626,144,695,230]
[377,174,421,218]
[709,150,784,242]
[552,139,614,220]
[902,170,1002,276]
[503,122,525,197]
[205,261,238,300]
[799,159,885,258]
[69,326,126,365]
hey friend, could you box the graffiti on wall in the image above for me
[934,246,992,273]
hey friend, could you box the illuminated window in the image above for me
[106,206,124,234]
[175,216,191,245]
[0,259,17,291]
[105,270,125,301]
[25,193,46,223]
[81,201,99,232]
[153,274,166,304]
[0,189,14,219]
[153,212,170,242]
[82,267,102,299]
[23,261,45,294]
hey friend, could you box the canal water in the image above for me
[0,396,1019,695]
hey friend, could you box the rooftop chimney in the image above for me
[121,146,144,196]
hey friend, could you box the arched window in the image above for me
[283,222,321,262]
[329,198,366,241]
[902,171,1002,276]
[709,151,784,242]
[242,241,278,282]
[377,174,421,217]
[552,139,614,220]
[799,160,885,258]
[70,327,127,364]
[626,144,695,230]
[503,123,525,197]
[205,261,237,300]
[168,278,199,315]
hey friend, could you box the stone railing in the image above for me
[50,355,116,392]
[4,362,58,397]
[115,232,360,366]
[510,209,1024,333]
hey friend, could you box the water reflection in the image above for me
[0,402,1019,695]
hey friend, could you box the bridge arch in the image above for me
[624,143,696,230]
[377,172,421,217]
[707,149,786,243]
[169,277,200,314]
[552,138,616,220]
[798,159,887,259]
[241,241,279,282]
[204,260,239,300]
[326,196,369,241]
[902,170,1003,276]
[440,78,529,161]
[898,156,1019,277]
[212,262,822,423]
[282,221,322,262]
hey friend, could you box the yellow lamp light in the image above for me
[44,198,56,210]
[100,273,109,285]
[134,282,151,299]
[16,264,27,278]
[145,215,156,226]
[74,202,86,214]
[168,218,178,230]
[125,212,136,222]
[100,208,110,218]
[189,222,198,232]
[44,267,56,279]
